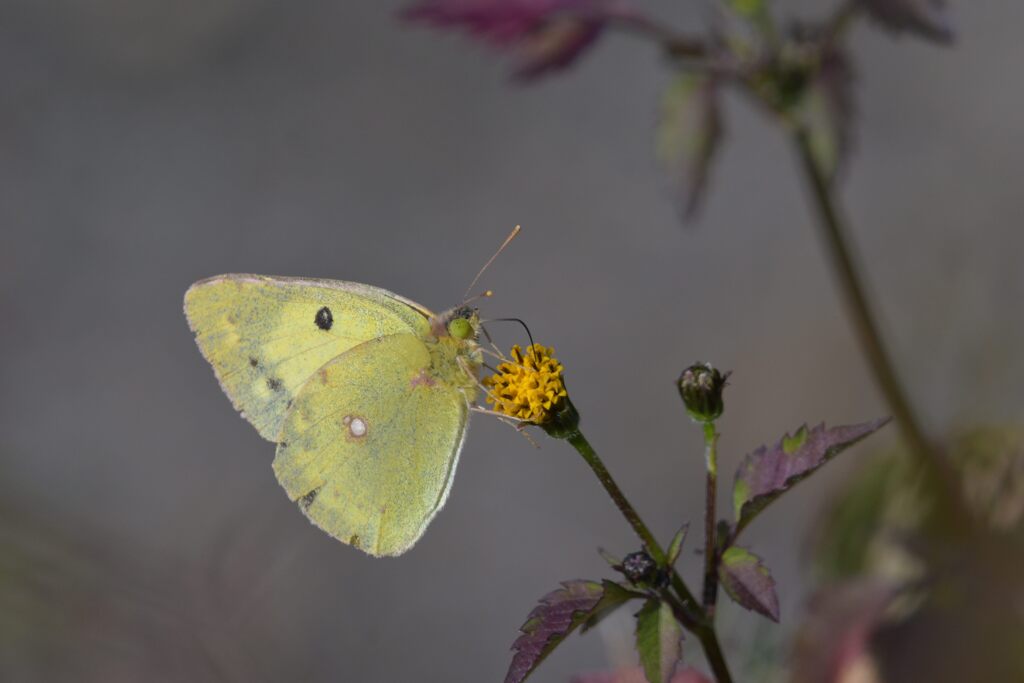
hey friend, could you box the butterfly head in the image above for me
[433,305,480,342]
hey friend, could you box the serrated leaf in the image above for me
[857,0,954,43]
[656,74,724,221]
[505,580,640,683]
[581,580,646,633]
[801,48,856,182]
[732,419,889,536]
[666,524,689,568]
[635,599,683,683]
[718,546,780,622]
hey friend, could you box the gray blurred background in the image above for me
[0,1,1021,681]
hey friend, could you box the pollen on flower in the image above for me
[483,344,568,423]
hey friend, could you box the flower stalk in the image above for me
[702,421,720,618]
[565,430,733,683]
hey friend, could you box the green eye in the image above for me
[447,317,473,340]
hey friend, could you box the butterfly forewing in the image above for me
[184,274,432,441]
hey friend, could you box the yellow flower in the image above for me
[484,344,568,424]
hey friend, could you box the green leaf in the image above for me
[635,599,684,683]
[656,74,724,221]
[718,546,780,622]
[666,524,689,568]
[597,547,622,569]
[505,580,643,683]
[581,580,646,633]
[732,419,890,537]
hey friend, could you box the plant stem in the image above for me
[696,625,732,683]
[565,431,700,609]
[662,591,735,683]
[701,422,720,618]
[792,128,969,527]
[565,430,733,683]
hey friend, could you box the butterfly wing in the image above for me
[184,274,432,441]
[273,333,469,557]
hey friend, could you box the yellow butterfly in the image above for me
[184,273,485,557]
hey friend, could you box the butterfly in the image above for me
[184,273,487,557]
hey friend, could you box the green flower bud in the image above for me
[678,362,727,423]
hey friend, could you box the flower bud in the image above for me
[677,362,727,423]
[620,550,658,585]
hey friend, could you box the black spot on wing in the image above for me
[267,377,283,391]
[298,486,321,510]
[315,306,333,331]
[249,357,259,367]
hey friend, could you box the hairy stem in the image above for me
[792,127,969,528]
[701,422,720,618]
[565,431,733,682]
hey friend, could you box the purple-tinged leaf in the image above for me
[801,48,856,182]
[401,0,618,81]
[505,580,642,683]
[571,667,712,683]
[857,0,954,44]
[732,419,889,536]
[791,580,896,683]
[718,546,780,622]
[656,74,724,221]
[634,599,684,683]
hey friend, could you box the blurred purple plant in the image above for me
[401,0,629,80]
[572,667,712,683]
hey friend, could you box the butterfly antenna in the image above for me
[462,225,521,301]
[482,317,536,350]
[462,289,493,307]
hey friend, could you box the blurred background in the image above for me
[1,0,1021,680]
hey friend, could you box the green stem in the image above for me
[565,431,700,610]
[565,430,733,683]
[662,591,735,683]
[701,422,720,618]
[792,128,970,529]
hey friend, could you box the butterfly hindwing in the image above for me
[184,274,432,441]
[273,333,469,557]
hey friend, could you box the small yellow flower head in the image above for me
[484,344,569,425]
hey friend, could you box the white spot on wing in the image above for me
[343,415,368,438]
